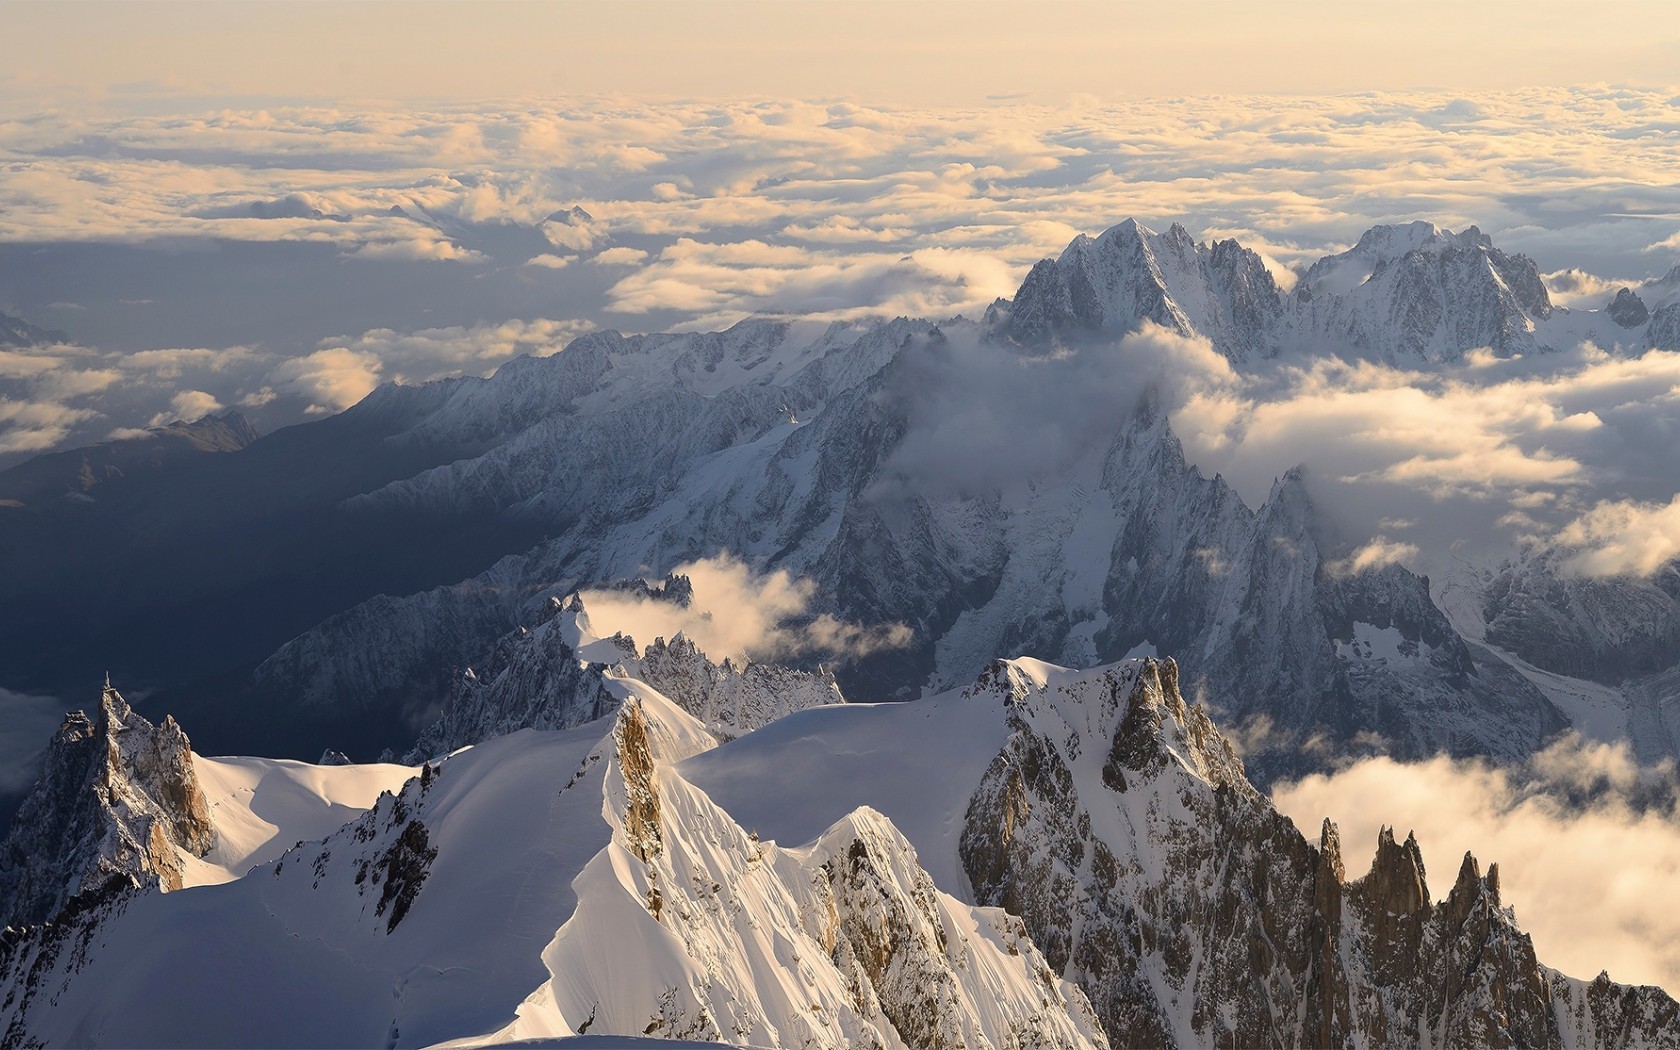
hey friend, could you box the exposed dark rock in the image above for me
[1609,287,1651,327]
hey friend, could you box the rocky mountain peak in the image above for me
[0,682,214,928]
[956,657,1678,1048]
[1610,286,1651,327]
[991,217,1282,359]
[1363,825,1431,918]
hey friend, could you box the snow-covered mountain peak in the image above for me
[995,215,1560,363]
[995,217,1281,359]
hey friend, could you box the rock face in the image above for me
[1483,551,1680,685]
[956,657,1679,1049]
[1649,302,1680,349]
[405,595,624,761]
[1294,222,1552,362]
[0,682,214,928]
[988,219,1284,360]
[637,632,845,739]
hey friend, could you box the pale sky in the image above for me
[6,1,1680,108]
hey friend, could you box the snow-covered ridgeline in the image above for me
[0,656,1673,1046]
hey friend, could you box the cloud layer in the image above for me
[0,318,594,459]
[1272,736,1680,994]
[5,87,1680,329]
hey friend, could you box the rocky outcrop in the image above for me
[958,657,1678,1049]
[638,633,844,738]
[1609,287,1651,327]
[992,219,1555,365]
[1649,302,1680,349]
[0,681,214,928]
[407,587,844,761]
[405,595,625,761]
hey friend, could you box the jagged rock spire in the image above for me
[0,680,215,927]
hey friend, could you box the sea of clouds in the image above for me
[3,86,1680,460]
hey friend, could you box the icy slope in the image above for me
[0,721,623,1047]
[469,690,1104,1048]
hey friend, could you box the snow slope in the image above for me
[182,753,417,887]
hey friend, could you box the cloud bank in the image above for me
[0,687,69,796]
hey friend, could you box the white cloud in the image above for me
[1555,494,1680,577]
[1272,736,1680,994]
[0,315,601,467]
[0,399,99,454]
[3,88,1676,295]
[578,553,912,664]
[524,253,571,269]
[541,216,602,252]
[1542,267,1625,309]
[869,322,1235,501]
[593,246,649,266]
[350,233,485,263]
[268,347,382,413]
[147,389,223,426]
[314,317,593,384]
[1324,536,1420,576]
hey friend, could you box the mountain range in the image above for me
[0,218,1678,1044]
[6,218,1666,779]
